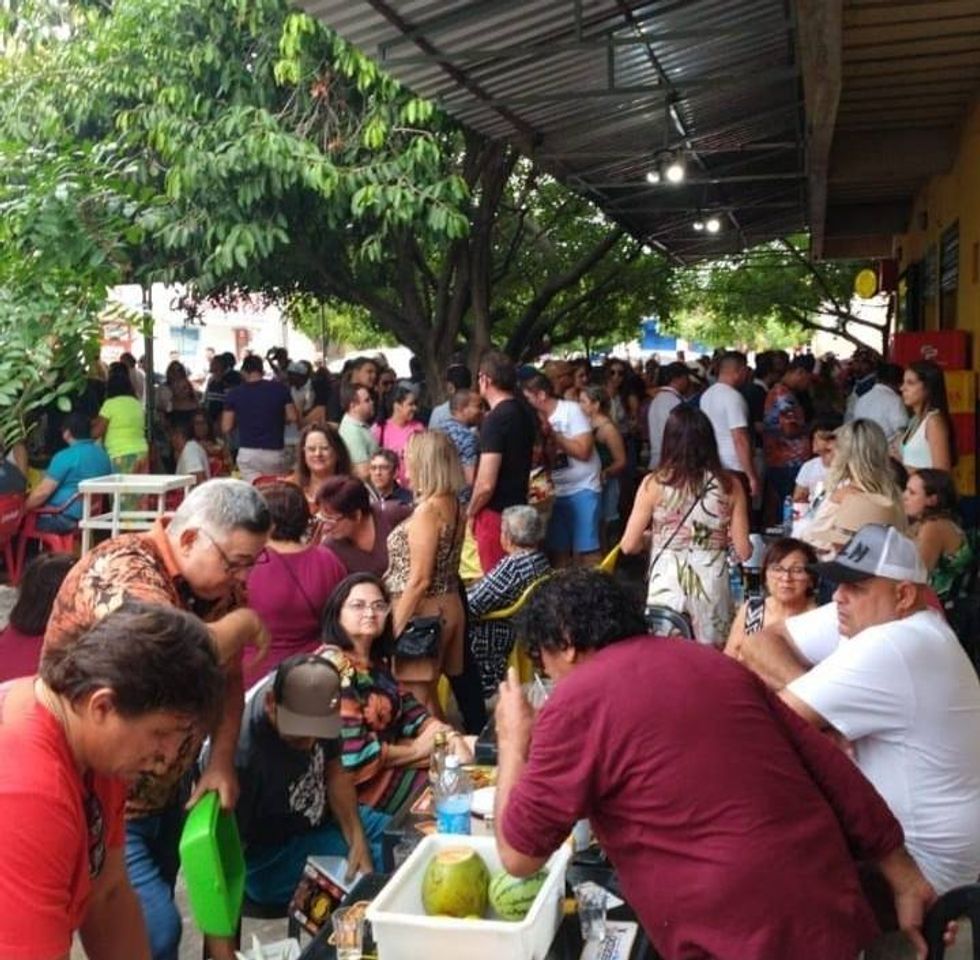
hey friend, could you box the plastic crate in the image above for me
[367,834,570,960]
[178,791,245,936]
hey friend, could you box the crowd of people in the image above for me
[0,339,978,960]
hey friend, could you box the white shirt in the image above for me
[699,382,749,473]
[852,383,909,442]
[794,456,827,499]
[548,399,601,497]
[176,439,210,481]
[787,608,980,892]
[647,388,683,469]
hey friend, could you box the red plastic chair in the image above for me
[14,493,82,585]
[0,492,24,584]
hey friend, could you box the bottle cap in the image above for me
[433,731,448,746]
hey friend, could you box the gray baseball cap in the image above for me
[272,654,343,739]
[811,523,928,585]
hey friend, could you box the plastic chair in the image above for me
[923,882,980,959]
[645,605,695,640]
[14,494,82,585]
[0,492,24,583]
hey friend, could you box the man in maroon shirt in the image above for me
[493,570,938,960]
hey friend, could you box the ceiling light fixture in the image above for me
[645,169,661,185]
[705,216,721,234]
[692,218,705,232]
[664,155,686,184]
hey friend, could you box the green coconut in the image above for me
[421,847,490,918]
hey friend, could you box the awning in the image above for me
[297,0,808,262]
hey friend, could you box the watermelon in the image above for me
[488,868,548,921]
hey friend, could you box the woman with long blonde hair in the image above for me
[384,431,466,715]
[802,419,906,558]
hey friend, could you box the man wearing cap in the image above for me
[226,653,385,910]
[735,524,980,894]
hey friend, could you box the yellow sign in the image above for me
[854,268,878,299]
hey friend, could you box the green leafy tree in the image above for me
[0,0,673,396]
[668,236,884,353]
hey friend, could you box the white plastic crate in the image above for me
[367,833,570,960]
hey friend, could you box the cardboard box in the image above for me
[945,370,977,415]
[288,856,354,936]
[952,413,977,457]
[891,331,970,369]
[953,454,977,498]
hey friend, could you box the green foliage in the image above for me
[0,290,100,448]
[286,296,395,351]
[668,236,877,350]
[0,0,674,387]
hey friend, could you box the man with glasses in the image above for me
[43,479,273,960]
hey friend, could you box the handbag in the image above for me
[393,502,461,661]
[394,615,442,660]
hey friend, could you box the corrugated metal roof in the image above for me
[297,0,807,260]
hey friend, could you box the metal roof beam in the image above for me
[377,0,529,56]
[379,34,796,65]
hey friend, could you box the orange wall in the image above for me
[895,96,980,369]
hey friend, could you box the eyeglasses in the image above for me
[199,528,269,574]
[769,564,809,579]
[345,600,390,615]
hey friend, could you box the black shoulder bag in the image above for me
[394,503,461,660]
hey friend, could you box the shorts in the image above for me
[546,489,601,554]
[473,508,505,573]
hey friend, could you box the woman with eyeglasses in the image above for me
[287,423,352,533]
[244,482,347,687]
[724,538,817,660]
[318,573,470,815]
[316,475,411,576]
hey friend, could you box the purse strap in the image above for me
[647,477,711,579]
[270,548,322,622]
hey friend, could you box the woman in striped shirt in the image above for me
[319,573,467,814]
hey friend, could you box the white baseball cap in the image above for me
[811,524,928,585]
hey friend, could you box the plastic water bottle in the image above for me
[728,552,744,606]
[434,754,472,835]
[782,495,794,535]
[428,730,448,787]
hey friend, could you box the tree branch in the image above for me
[505,227,625,358]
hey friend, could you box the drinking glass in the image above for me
[331,906,365,960]
[575,885,607,942]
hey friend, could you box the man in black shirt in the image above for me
[227,655,387,909]
[468,350,537,573]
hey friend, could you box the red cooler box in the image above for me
[891,331,970,369]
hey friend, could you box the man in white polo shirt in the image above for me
[734,524,980,894]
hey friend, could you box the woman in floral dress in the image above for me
[622,406,751,645]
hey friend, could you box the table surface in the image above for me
[78,473,195,492]
[298,863,658,960]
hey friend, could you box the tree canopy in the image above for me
[667,236,880,353]
[0,0,676,392]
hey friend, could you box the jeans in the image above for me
[35,512,78,533]
[245,806,391,906]
[125,806,185,960]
